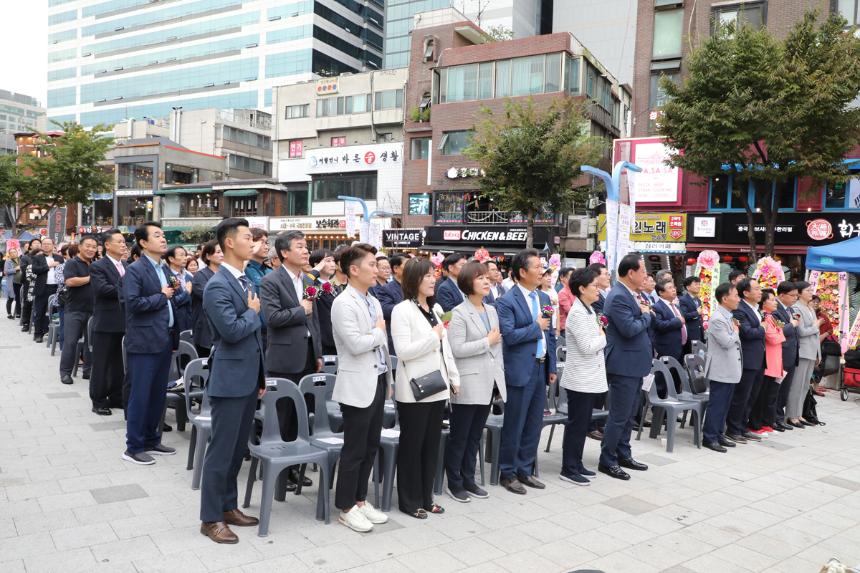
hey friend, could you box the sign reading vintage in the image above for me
[383,229,425,248]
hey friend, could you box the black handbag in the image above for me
[409,369,447,401]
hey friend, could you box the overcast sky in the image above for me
[3,2,48,105]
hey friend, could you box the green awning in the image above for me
[157,187,212,195]
[222,189,259,197]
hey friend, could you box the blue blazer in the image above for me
[774,301,799,368]
[678,293,703,342]
[203,267,264,398]
[604,282,653,378]
[483,283,507,306]
[496,286,557,387]
[436,277,465,312]
[652,298,684,361]
[376,279,404,353]
[733,301,765,370]
[169,269,193,333]
[122,258,178,354]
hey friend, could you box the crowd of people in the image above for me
[0,220,830,544]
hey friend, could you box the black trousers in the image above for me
[195,344,211,358]
[749,375,780,429]
[335,374,386,511]
[561,389,597,475]
[200,390,258,523]
[444,402,491,492]
[269,340,317,442]
[775,364,797,420]
[32,285,57,337]
[20,291,32,327]
[59,310,91,377]
[726,366,763,436]
[588,392,607,432]
[396,399,445,514]
[90,330,124,409]
[8,283,22,316]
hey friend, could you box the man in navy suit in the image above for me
[200,218,265,544]
[121,222,178,465]
[483,260,507,305]
[376,253,405,354]
[599,253,653,481]
[679,276,704,352]
[773,281,800,431]
[652,279,686,364]
[89,229,127,415]
[726,278,765,443]
[496,249,557,494]
[436,253,467,312]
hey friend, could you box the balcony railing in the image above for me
[180,206,219,218]
[435,210,559,225]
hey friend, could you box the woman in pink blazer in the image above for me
[749,289,786,434]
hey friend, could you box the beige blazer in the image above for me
[448,300,506,405]
[391,300,458,403]
[331,285,394,408]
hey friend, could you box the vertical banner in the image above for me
[344,201,357,238]
[605,196,619,278]
[368,219,383,250]
[616,204,635,262]
[47,207,67,245]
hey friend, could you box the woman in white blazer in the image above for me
[391,258,459,519]
[559,268,609,486]
[445,261,505,503]
[786,281,822,427]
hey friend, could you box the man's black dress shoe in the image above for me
[60,374,73,385]
[718,436,736,448]
[500,476,527,494]
[777,421,793,430]
[741,431,762,441]
[92,407,112,416]
[162,423,173,432]
[724,434,747,444]
[289,469,313,487]
[20,325,29,332]
[800,419,816,427]
[619,458,648,471]
[598,464,630,480]
[772,423,786,432]
[518,475,545,489]
[82,371,91,380]
[34,336,44,344]
[703,441,727,453]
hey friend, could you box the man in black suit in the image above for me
[59,236,97,385]
[376,253,405,354]
[436,253,467,312]
[89,229,127,415]
[191,239,222,357]
[483,260,507,305]
[260,229,322,491]
[726,278,765,443]
[30,238,64,343]
[773,281,800,431]
[19,238,40,332]
[679,276,704,353]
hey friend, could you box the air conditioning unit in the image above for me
[567,215,589,239]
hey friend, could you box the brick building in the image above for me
[399,8,631,255]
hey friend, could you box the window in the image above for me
[710,174,797,211]
[285,104,309,119]
[566,56,581,94]
[47,87,75,108]
[443,64,478,102]
[434,192,465,223]
[409,193,431,216]
[545,53,561,93]
[316,94,372,116]
[839,0,860,26]
[374,89,404,110]
[179,194,219,218]
[653,8,684,59]
[118,162,154,190]
[312,172,377,201]
[331,136,346,147]
[712,2,765,33]
[410,138,430,160]
[228,154,272,176]
[230,196,258,217]
[495,59,511,98]
[649,71,680,133]
[824,175,860,209]
[511,55,544,97]
[439,131,473,156]
[289,140,303,158]
[222,126,271,149]
[478,62,494,99]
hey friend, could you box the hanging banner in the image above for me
[845,311,860,353]
[344,201,357,239]
[368,219,383,249]
[605,194,619,278]
[47,207,67,245]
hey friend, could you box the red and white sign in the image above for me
[364,151,376,165]
[614,137,683,204]
[443,230,461,241]
[668,215,684,239]
[807,218,833,241]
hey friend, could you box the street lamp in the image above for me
[337,195,394,245]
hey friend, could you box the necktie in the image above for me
[238,275,249,295]
[670,301,688,345]
[529,291,545,359]
[115,260,125,277]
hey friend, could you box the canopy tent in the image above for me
[807,236,860,273]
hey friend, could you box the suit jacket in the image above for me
[29,253,64,297]
[436,277,465,312]
[496,286,557,387]
[191,266,215,349]
[90,256,126,333]
[774,301,800,368]
[203,266,264,398]
[391,300,457,403]
[604,282,653,378]
[330,285,394,408]
[482,282,507,306]
[592,291,606,314]
[122,258,178,354]
[558,286,575,331]
[376,278,403,354]
[448,300,506,404]
[168,268,193,333]
[561,297,607,393]
[793,302,822,361]
[652,297,684,361]
[705,305,743,384]
[679,293,704,342]
[733,300,765,370]
[260,266,322,374]
[763,314,786,378]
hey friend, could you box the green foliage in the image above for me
[465,97,606,247]
[409,106,431,122]
[486,26,514,42]
[0,154,29,217]
[659,11,860,256]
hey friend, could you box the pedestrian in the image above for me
[58,235,97,385]
[30,237,64,343]
[726,278,765,443]
[4,248,21,319]
[19,238,41,332]
[748,289,785,434]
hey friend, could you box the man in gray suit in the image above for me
[260,229,322,491]
[200,218,264,544]
[702,282,743,453]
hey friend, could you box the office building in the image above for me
[1,90,45,155]
[46,0,384,127]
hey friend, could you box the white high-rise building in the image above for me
[46,0,384,127]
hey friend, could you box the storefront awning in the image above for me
[157,187,212,195]
[222,189,258,198]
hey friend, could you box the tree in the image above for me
[659,11,860,260]
[0,154,33,233]
[465,98,606,248]
[486,26,514,42]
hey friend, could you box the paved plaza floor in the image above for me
[2,317,860,573]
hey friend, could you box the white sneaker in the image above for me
[338,506,373,532]
[358,501,389,524]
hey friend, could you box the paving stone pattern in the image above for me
[1,318,860,572]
